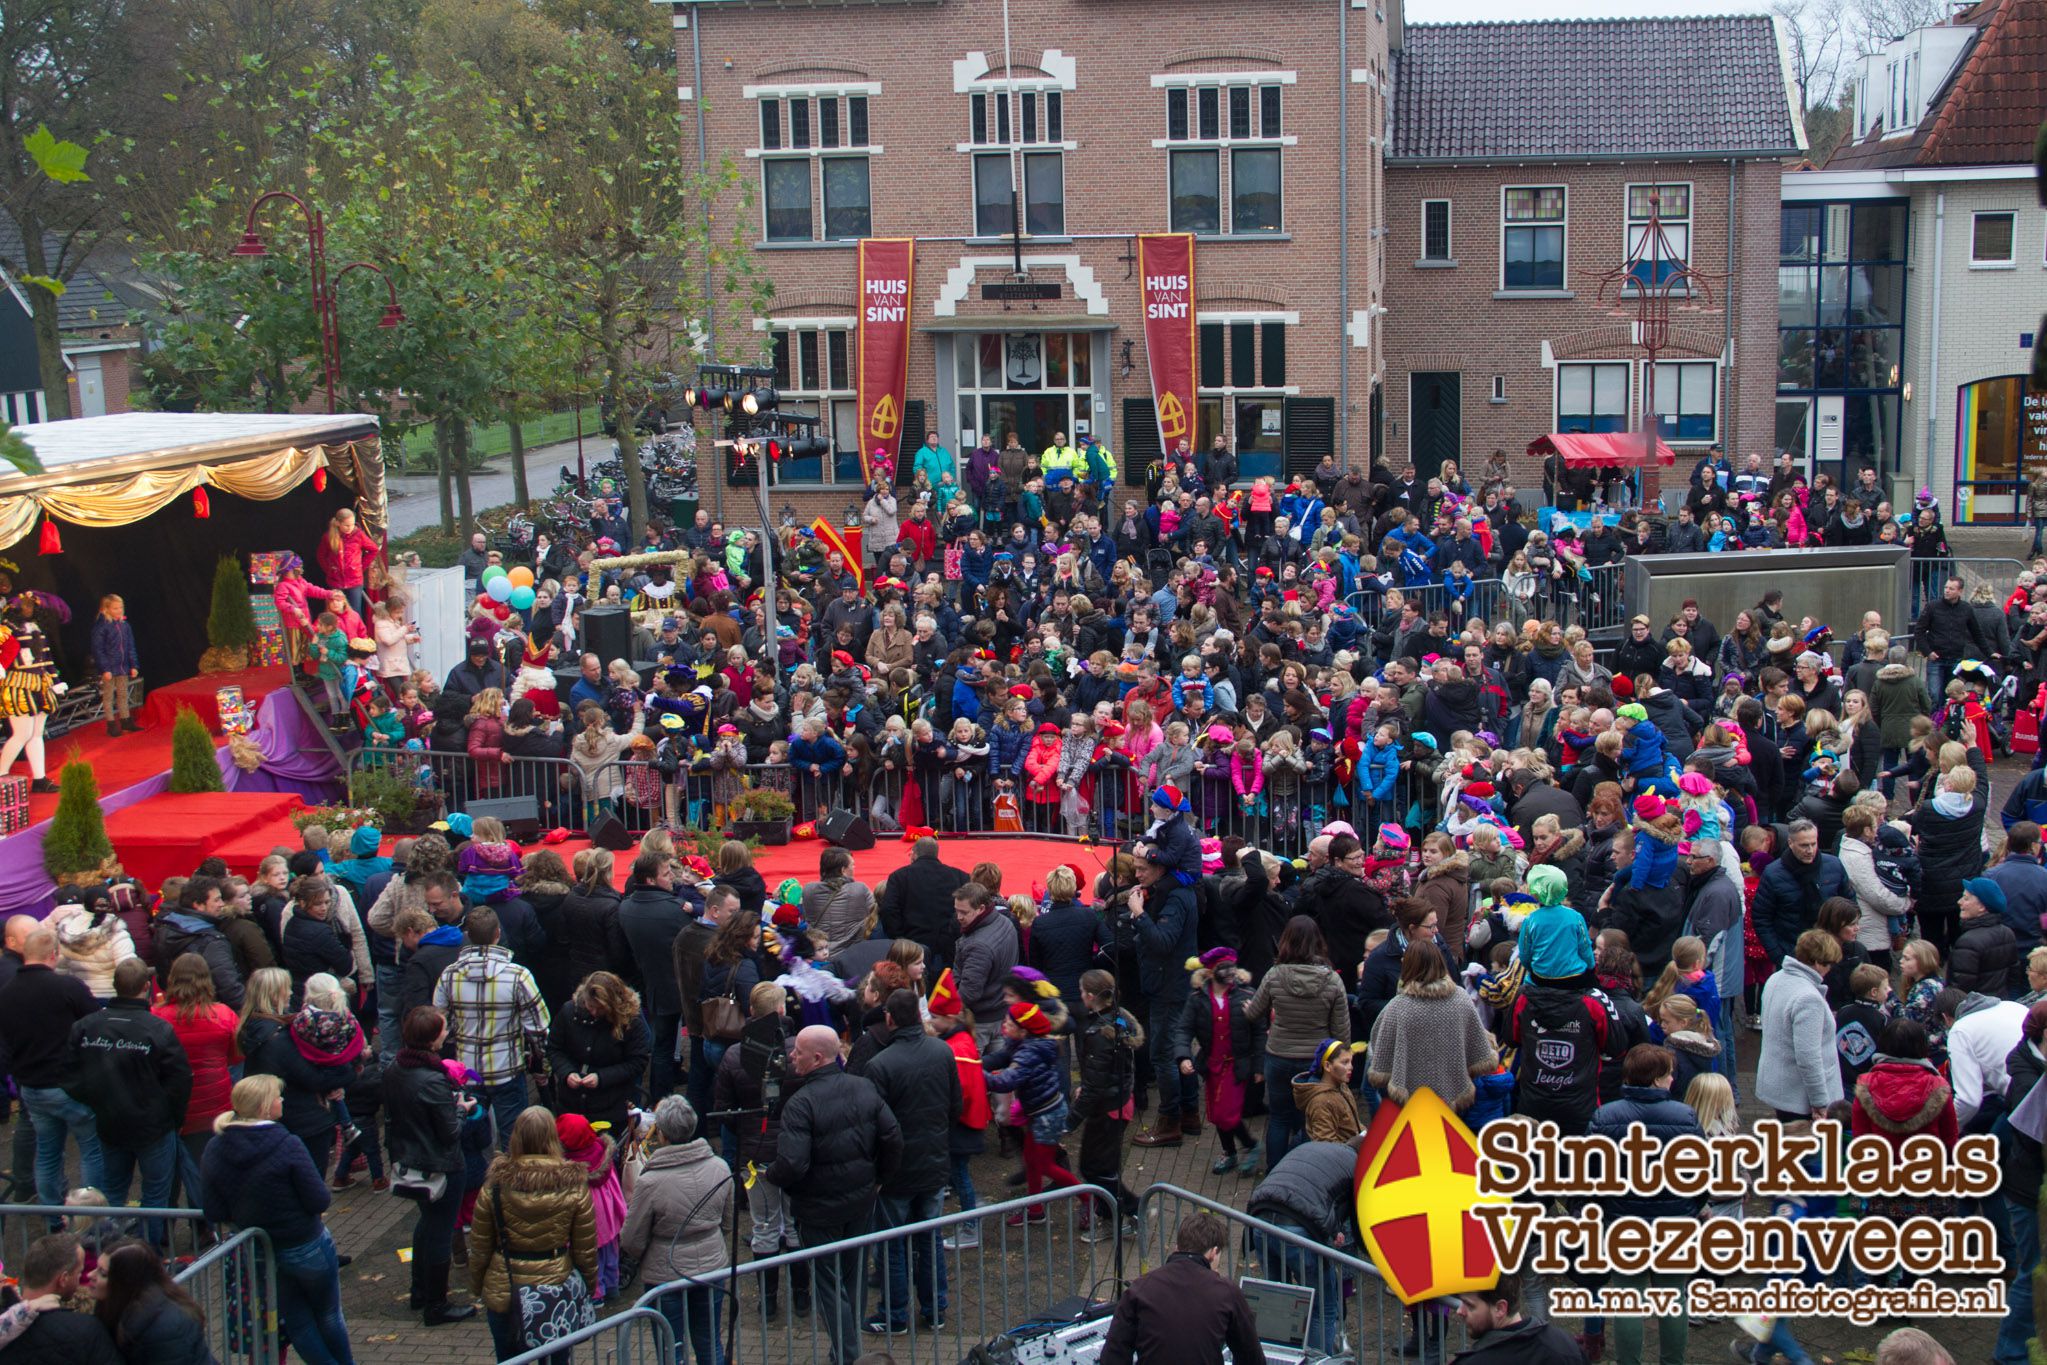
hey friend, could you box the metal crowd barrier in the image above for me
[1136,1181,1471,1364]
[502,1305,676,1365]
[0,1202,212,1267]
[637,1184,1123,1365]
[174,1226,278,1365]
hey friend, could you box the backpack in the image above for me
[1872,823,1923,897]
[1512,985,1609,1128]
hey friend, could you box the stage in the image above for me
[539,833,1108,900]
[104,792,308,889]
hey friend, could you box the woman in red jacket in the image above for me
[316,507,383,615]
[152,951,243,1208]
[1850,1016,1958,1225]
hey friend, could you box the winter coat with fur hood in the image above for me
[1366,974,1498,1112]
[1244,961,1349,1061]
[49,905,135,999]
[1851,1056,1959,1152]
[469,1154,599,1313]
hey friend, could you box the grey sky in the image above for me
[1405,0,1768,21]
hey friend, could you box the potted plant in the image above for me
[168,707,226,794]
[200,554,259,673]
[43,760,117,889]
[728,786,795,845]
[348,765,422,834]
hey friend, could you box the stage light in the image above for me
[752,386,779,413]
[682,386,699,409]
[740,390,759,416]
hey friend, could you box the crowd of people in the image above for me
[0,439,2021,1365]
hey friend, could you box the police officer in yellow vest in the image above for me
[1039,433,1081,492]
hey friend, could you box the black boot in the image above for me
[761,1265,780,1322]
[422,1261,477,1325]
[790,1259,813,1318]
[409,1259,425,1310]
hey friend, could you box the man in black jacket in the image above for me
[861,990,962,1334]
[1451,1271,1583,1363]
[1915,574,1990,698]
[441,637,509,700]
[768,1024,903,1365]
[153,875,245,1010]
[0,926,102,1205]
[618,850,693,1102]
[675,885,730,1120]
[876,836,969,967]
[3,1234,123,1365]
[1246,1142,1358,1357]
[66,959,192,1244]
[1102,1211,1265,1365]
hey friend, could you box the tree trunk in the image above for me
[434,417,455,534]
[508,415,530,510]
[16,213,71,420]
[601,299,649,545]
[453,418,476,535]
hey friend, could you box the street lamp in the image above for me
[694,361,807,646]
[1594,191,1723,480]
[232,190,404,413]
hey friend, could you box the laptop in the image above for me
[1236,1276,1317,1364]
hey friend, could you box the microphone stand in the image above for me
[705,1103,772,1363]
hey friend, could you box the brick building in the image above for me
[672,0,1393,523]
[1380,17,1802,497]
[0,212,141,423]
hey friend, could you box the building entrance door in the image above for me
[981,395,1073,458]
[1410,371,1461,481]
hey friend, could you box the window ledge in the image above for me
[756,240,861,251]
[1493,289,1575,300]
[1969,261,2017,271]
[965,236,1074,247]
[1489,397,1509,406]
[1414,258,1457,269]
[1194,233,1293,243]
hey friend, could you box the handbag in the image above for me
[388,1164,446,1202]
[494,1189,596,1348]
[700,975,746,1042]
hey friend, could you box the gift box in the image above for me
[254,627,287,666]
[247,551,293,586]
[0,774,28,836]
[216,685,254,737]
[250,593,281,631]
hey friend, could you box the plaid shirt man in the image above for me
[433,943,549,1086]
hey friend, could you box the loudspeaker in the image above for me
[467,795,541,842]
[581,605,632,669]
[817,808,874,851]
[590,814,636,851]
[552,667,581,705]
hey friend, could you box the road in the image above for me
[383,437,593,537]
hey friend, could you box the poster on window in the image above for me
[856,237,915,484]
[1138,233,1197,458]
[2024,388,2047,482]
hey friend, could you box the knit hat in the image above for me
[555,1112,597,1153]
[1008,1000,1054,1035]
[1378,823,1410,851]
[1206,724,1235,745]
[445,812,473,839]
[349,826,382,858]
[1305,1037,1367,1081]
[1198,945,1238,971]
[1037,722,1060,735]
[1008,683,1035,699]
[1963,877,2009,917]
[1632,793,1667,821]
[1319,820,1357,840]
[776,878,804,907]
[1008,966,1059,1003]
[1611,675,1635,699]
[1617,703,1649,722]
[1528,864,1570,908]
[1151,785,1191,813]
[1677,771,1714,797]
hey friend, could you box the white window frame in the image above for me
[1155,73,1291,237]
[819,156,872,242]
[963,89,1071,152]
[750,89,880,245]
[765,325,860,487]
[1624,181,1692,293]
[1490,374,1506,403]
[1554,361,1630,434]
[1420,199,1452,263]
[1971,211,2017,269]
[1647,360,1720,446]
[1500,185,1567,292]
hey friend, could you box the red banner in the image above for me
[811,517,864,589]
[856,238,915,484]
[1138,233,1197,460]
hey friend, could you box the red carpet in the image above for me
[22,666,293,825]
[541,833,1110,897]
[105,792,306,890]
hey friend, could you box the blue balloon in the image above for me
[486,576,514,603]
[509,585,535,611]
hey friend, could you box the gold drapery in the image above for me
[0,437,384,551]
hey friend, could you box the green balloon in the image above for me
[480,565,507,584]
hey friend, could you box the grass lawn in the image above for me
[395,406,598,471]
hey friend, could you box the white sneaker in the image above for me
[942,1224,982,1251]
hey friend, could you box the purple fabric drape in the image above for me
[0,689,343,918]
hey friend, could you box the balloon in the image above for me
[489,601,511,620]
[481,565,507,585]
[508,566,534,589]
[509,585,535,610]
[486,576,514,603]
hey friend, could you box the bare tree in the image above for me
[1773,0,1850,109]
[1852,0,1949,51]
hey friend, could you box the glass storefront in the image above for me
[1778,199,1907,483]
[954,330,1097,454]
[1955,375,2047,524]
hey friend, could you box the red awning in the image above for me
[1526,432,1677,468]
